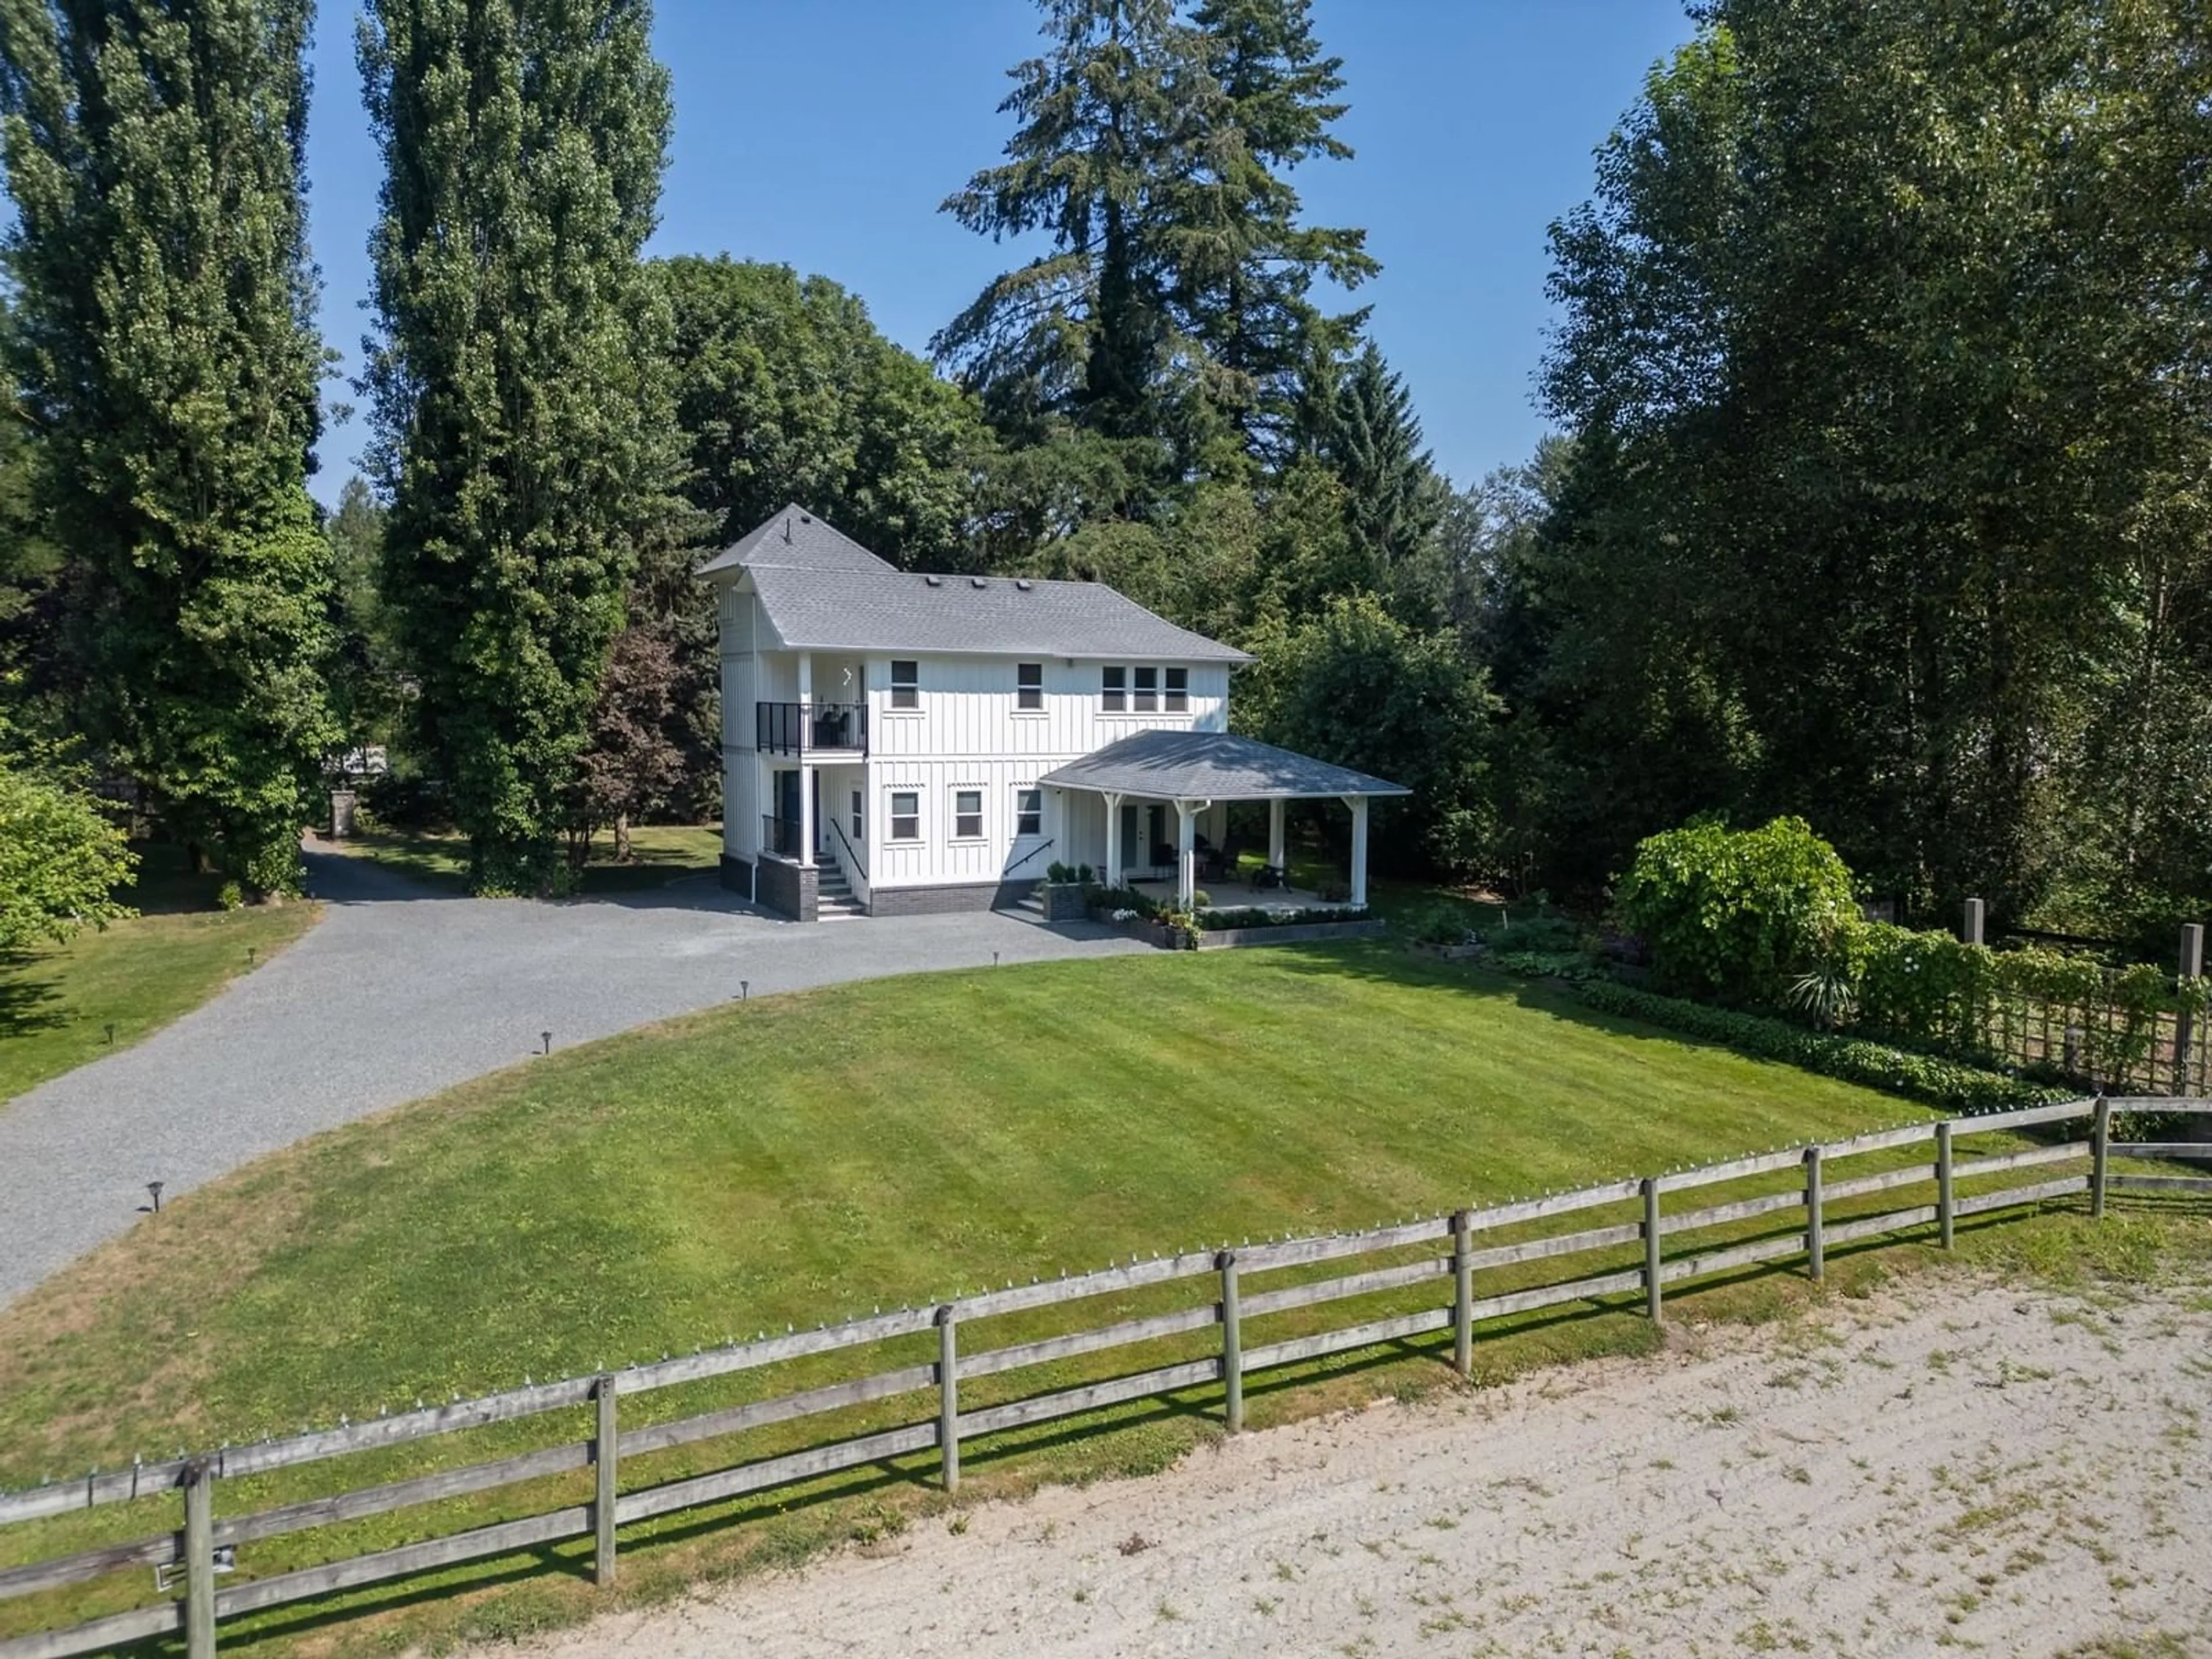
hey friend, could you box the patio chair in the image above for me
[1250,862,1287,892]
[1200,835,1243,884]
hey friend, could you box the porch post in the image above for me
[1175,799,1198,908]
[1267,797,1286,871]
[1346,794,1369,908]
[1103,791,1123,888]
[799,762,815,868]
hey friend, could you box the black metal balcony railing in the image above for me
[760,813,803,861]
[757,700,868,756]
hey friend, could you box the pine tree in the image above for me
[1320,341,1442,581]
[0,0,336,894]
[359,0,681,895]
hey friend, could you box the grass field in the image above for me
[3,941,2194,1657]
[0,846,320,1105]
[342,822,723,895]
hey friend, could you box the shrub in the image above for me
[1402,903,1472,946]
[1191,889,1211,908]
[1493,949,1601,982]
[1317,878,1352,903]
[1569,980,2066,1114]
[1486,913,1580,954]
[1045,861,1074,884]
[1085,884,1156,918]
[1615,817,1857,1008]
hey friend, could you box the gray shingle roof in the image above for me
[699,505,1251,663]
[1038,730,1409,800]
[745,566,1252,661]
[695,505,897,577]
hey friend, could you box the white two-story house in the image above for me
[701,506,1407,922]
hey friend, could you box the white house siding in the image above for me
[859,654,1230,899]
[716,591,1244,911]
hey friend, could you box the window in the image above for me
[1017,662,1043,710]
[1133,666,1158,711]
[1101,665,1126,711]
[1165,666,1188,713]
[890,660,919,710]
[889,790,919,841]
[953,788,984,840]
[851,788,863,846]
[1015,787,1041,837]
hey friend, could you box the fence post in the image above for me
[1962,898,1986,946]
[593,1374,618,1588]
[1218,1249,1244,1433]
[183,1456,215,1659]
[2177,926,2205,1094]
[1804,1146,1825,1281]
[935,1304,960,1494]
[1451,1210,1474,1377]
[2092,1095,2112,1221]
[1936,1121,1955,1249]
[1641,1177,1664,1323]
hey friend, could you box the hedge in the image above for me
[1569,980,2071,1115]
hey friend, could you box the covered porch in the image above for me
[1038,730,1410,912]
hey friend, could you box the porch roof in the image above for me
[1037,729,1410,802]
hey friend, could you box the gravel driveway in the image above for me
[0,847,1145,1308]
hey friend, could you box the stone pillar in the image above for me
[1268,797,1286,871]
[1962,897,1985,945]
[328,789,357,839]
[1346,794,1370,909]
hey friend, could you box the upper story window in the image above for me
[1132,666,1158,712]
[953,788,984,840]
[1101,665,1126,712]
[890,660,919,709]
[1165,667,1188,712]
[1017,662,1043,710]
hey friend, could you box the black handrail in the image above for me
[825,812,867,883]
[1005,837,1055,877]
[756,701,868,757]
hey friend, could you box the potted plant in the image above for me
[1037,861,1091,923]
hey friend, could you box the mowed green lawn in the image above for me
[0,943,1933,1484]
[340,821,722,895]
[0,847,320,1105]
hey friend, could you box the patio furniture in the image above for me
[1200,835,1244,883]
[1250,862,1287,892]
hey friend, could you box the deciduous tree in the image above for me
[359,0,681,894]
[0,0,336,893]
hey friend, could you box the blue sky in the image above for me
[305,1,1695,505]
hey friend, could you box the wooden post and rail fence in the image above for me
[2,1096,2209,1658]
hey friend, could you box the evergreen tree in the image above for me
[937,0,1369,481]
[359,0,681,895]
[1317,340,1442,592]
[0,0,336,894]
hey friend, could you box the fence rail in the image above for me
[4,1096,2209,1659]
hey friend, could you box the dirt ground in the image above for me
[490,1275,2212,1658]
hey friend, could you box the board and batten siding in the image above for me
[865,656,1229,764]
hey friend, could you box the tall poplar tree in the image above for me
[359,0,679,894]
[0,0,335,894]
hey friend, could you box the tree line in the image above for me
[1,0,2205,948]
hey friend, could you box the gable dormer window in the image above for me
[1101,665,1126,712]
[1132,666,1158,712]
[890,660,919,709]
[1017,662,1043,710]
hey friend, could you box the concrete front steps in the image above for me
[816,862,867,922]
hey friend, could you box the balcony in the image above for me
[757,700,868,757]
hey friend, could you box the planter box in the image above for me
[1195,918,1389,950]
[1038,882,1089,923]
